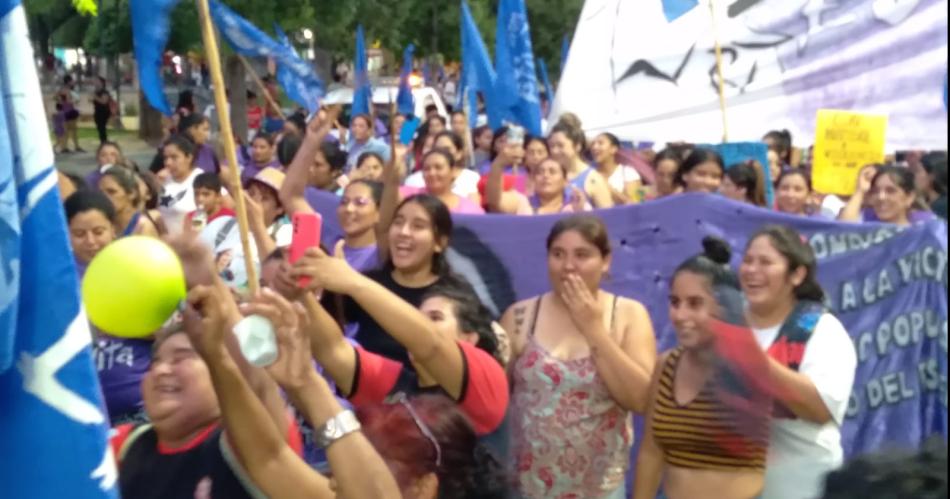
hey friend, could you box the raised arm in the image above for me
[376,143,405,265]
[167,234,287,435]
[183,284,333,499]
[586,170,616,209]
[292,246,468,399]
[279,107,341,216]
[839,165,876,222]
[244,289,401,499]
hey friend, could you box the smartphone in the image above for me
[506,126,525,147]
[290,212,322,288]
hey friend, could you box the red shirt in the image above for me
[185,207,236,226]
[349,341,509,435]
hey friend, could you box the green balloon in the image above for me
[82,237,186,338]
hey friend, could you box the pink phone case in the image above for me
[290,213,322,288]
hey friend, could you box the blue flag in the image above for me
[0,2,118,496]
[460,1,499,128]
[209,1,324,113]
[560,34,570,75]
[538,59,555,117]
[352,25,372,118]
[494,0,542,136]
[662,0,699,22]
[274,24,325,113]
[397,44,416,116]
[130,0,180,115]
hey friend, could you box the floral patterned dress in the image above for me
[511,296,633,499]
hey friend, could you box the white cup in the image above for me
[233,315,278,367]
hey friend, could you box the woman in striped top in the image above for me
[634,238,771,499]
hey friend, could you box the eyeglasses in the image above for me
[390,393,442,468]
[339,196,373,208]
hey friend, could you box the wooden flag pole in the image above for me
[709,0,730,142]
[237,54,287,121]
[195,0,259,295]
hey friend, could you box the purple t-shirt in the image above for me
[193,144,219,174]
[94,334,153,424]
[344,244,380,273]
[85,168,106,191]
[241,158,281,184]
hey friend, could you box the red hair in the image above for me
[357,394,507,498]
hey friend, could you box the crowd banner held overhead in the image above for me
[0,1,118,495]
[700,141,774,205]
[554,0,949,150]
[306,191,948,459]
[352,25,371,118]
[812,109,889,196]
[494,0,543,136]
[459,1,499,128]
[206,1,323,115]
[274,23,325,114]
[130,0,181,115]
[397,44,416,116]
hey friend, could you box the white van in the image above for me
[322,85,449,121]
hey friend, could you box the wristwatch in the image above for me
[314,410,362,449]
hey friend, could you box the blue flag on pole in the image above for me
[397,44,416,116]
[538,59,555,117]
[0,1,118,496]
[130,0,180,115]
[494,0,542,136]
[274,23,325,113]
[352,25,372,118]
[560,34,570,75]
[208,1,324,113]
[460,1,499,128]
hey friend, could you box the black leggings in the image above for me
[94,112,110,143]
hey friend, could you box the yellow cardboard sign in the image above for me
[812,110,888,196]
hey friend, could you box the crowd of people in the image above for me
[57,92,948,499]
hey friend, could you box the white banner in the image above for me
[553,0,948,150]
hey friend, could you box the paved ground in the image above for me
[54,126,157,178]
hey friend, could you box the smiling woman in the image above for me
[502,215,656,499]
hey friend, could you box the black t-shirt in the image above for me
[118,424,259,499]
[347,270,459,366]
[94,89,111,116]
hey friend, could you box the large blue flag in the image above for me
[662,0,700,22]
[352,25,372,118]
[396,44,416,116]
[131,0,180,115]
[560,34,570,76]
[494,0,542,136]
[273,23,325,113]
[208,1,324,113]
[538,59,555,117]
[0,1,118,496]
[460,2,499,128]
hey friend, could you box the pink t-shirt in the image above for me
[399,186,486,215]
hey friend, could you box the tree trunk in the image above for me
[138,92,165,145]
[225,55,248,143]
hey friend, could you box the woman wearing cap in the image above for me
[199,167,292,292]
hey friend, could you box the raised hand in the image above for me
[290,241,356,294]
[240,288,316,391]
[559,273,605,335]
[855,165,878,195]
[182,284,232,361]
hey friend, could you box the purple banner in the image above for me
[309,191,948,457]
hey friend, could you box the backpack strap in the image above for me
[118,423,154,463]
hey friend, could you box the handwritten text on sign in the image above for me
[813,110,888,196]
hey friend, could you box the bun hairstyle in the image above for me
[675,237,743,324]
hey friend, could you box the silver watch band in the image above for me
[314,410,362,450]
